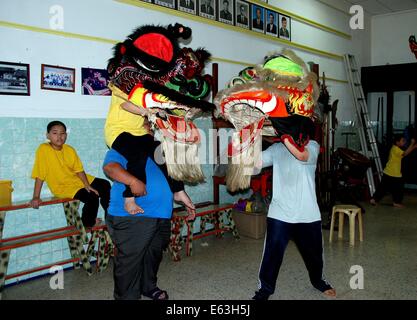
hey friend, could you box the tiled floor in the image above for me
[3,193,417,300]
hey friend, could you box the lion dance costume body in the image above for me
[214,49,319,192]
[104,24,214,195]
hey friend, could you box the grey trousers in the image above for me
[106,215,171,300]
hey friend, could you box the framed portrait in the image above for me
[251,4,265,33]
[217,0,234,25]
[178,0,196,14]
[0,61,30,96]
[154,0,175,9]
[199,0,216,20]
[81,68,111,96]
[278,14,291,41]
[265,10,278,36]
[235,0,249,29]
[41,64,75,92]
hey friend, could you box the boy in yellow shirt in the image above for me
[30,121,111,228]
[370,135,416,208]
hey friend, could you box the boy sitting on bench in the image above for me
[30,121,111,228]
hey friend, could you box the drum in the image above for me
[335,148,371,179]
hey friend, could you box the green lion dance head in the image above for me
[215,49,319,191]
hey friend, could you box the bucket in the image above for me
[0,180,13,207]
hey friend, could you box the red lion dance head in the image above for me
[107,23,214,182]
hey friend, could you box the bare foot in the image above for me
[370,198,377,206]
[393,203,405,208]
[93,218,103,227]
[323,288,337,298]
[124,197,144,215]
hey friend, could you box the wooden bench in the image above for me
[0,197,113,299]
[169,202,239,261]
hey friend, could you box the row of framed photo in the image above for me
[0,61,111,96]
[145,0,291,40]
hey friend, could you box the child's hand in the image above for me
[30,197,42,209]
[130,178,147,197]
[85,185,99,196]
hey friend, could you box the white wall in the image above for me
[371,9,417,65]
[368,9,417,146]
[352,13,372,67]
[0,0,369,122]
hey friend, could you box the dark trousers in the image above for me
[111,132,183,197]
[372,173,404,204]
[106,215,171,300]
[258,218,332,296]
[73,178,110,228]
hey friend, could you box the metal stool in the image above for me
[329,204,363,246]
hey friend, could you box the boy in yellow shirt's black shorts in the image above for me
[30,121,111,228]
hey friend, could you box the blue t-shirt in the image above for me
[103,149,173,218]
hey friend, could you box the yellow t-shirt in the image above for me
[104,84,148,147]
[383,145,404,178]
[31,143,95,198]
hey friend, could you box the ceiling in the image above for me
[344,0,417,15]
